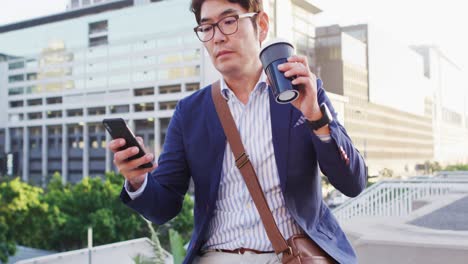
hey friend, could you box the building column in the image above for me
[62,124,68,184]
[22,127,29,182]
[5,127,11,154]
[105,132,111,173]
[83,123,89,179]
[128,119,135,131]
[154,118,161,158]
[41,125,48,187]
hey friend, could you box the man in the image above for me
[109,0,367,263]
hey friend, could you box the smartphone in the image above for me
[102,118,153,169]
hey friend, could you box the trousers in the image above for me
[193,250,282,264]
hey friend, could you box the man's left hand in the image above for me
[277,55,321,121]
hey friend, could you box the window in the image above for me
[89,20,108,47]
[134,103,155,112]
[28,112,43,120]
[8,74,24,83]
[9,114,24,122]
[47,111,62,118]
[89,36,108,47]
[9,100,24,108]
[88,107,106,116]
[89,20,108,35]
[27,73,37,81]
[186,82,200,92]
[159,101,178,110]
[8,87,24,95]
[8,61,24,70]
[134,87,155,96]
[71,0,79,8]
[110,105,129,114]
[159,84,181,94]
[46,97,62,104]
[27,98,42,106]
[67,109,83,117]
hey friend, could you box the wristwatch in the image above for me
[305,103,333,131]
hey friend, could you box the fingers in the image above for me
[277,56,311,79]
[118,152,155,174]
[283,64,309,79]
[291,76,311,86]
[123,162,158,184]
[135,136,151,154]
[291,75,317,86]
[113,146,138,164]
[287,55,309,68]
[109,138,126,153]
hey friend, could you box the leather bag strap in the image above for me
[211,80,291,255]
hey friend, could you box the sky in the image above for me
[313,0,468,70]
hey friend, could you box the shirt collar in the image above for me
[220,71,268,101]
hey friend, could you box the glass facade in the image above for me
[0,0,328,184]
[0,0,205,184]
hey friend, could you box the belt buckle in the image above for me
[237,248,245,254]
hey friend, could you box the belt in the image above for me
[213,248,275,254]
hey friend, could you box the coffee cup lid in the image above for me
[260,38,294,54]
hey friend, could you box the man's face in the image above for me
[199,0,264,76]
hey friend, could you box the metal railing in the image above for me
[332,177,468,221]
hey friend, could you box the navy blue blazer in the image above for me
[121,79,367,264]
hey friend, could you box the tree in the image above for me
[156,195,194,250]
[0,171,195,261]
[0,216,16,263]
[0,177,52,262]
[42,172,148,251]
[444,164,468,171]
[169,229,185,264]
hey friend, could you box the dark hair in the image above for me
[190,0,264,25]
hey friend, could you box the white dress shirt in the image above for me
[125,73,332,251]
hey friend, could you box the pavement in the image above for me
[409,195,468,231]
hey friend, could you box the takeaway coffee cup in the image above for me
[259,38,299,104]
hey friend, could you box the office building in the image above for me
[0,0,327,184]
[314,24,434,176]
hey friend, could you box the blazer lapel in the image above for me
[205,85,227,198]
[269,89,293,192]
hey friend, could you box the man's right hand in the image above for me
[109,137,158,191]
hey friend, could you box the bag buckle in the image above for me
[283,246,293,256]
[235,152,250,169]
[277,246,293,262]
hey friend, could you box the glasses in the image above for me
[194,12,258,42]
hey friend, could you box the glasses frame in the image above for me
[193,12,258,42]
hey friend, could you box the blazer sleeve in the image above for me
[120,100,191,224]
[310,79,367,197]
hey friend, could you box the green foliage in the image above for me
[156,195,194,250]
[378,168,394,178]
[169,229,186,264]
[41,172,147,251]
[0,172,195,263]
[147,219,166,264]
[444,164,468,171]
[0,217,16,263]
[0,177,53,262]
[132,218,166,264]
